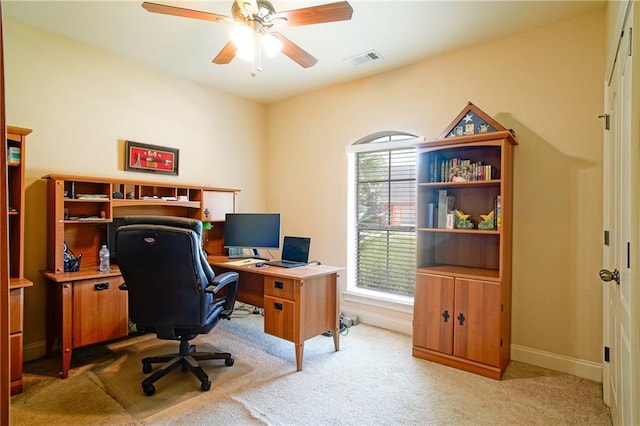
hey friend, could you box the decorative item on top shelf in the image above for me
[478,210,496,230]
[454,209,474,229]
[125,140,179,176]
[446,110,497,138]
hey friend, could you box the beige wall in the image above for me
[267,8,605,368]
[5,7,606,373]
[4,18,268,357]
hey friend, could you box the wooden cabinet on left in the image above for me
[6,126,33,395]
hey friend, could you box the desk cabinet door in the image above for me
[201,191,234,221]
[264,295,295,342]
[72,276,128,348]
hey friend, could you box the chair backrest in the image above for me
[116,216,215,337]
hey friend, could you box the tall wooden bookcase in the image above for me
[412,103,517,379]
[6,126,33,395]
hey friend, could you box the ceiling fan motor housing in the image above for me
[232,0,277,27]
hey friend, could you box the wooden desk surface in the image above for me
[207,256,342,279]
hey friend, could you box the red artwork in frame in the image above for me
[125,140,179,176]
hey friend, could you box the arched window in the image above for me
[346,131,419,297]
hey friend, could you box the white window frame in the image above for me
[345,132,422,306]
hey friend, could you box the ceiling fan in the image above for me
[141,1,354,75]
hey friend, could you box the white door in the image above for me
[601,4,633,425]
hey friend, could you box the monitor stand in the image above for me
[227,247,269,261]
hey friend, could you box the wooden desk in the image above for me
[209,256,342,371]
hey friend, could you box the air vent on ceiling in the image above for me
[344,50,383,66]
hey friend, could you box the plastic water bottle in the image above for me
[99,245,110,272]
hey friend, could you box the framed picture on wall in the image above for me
[125,140,179,176]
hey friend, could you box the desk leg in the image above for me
[333,329,340,352]
[295,342,304,372]
[60,283,73,379]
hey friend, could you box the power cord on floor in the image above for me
[230,302,263,318]
[322,314,351,337]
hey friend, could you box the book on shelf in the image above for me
[437,190,448,228]
[426,203,436,228]
[427,155,495,182]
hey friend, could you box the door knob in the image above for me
[599,269,620,284]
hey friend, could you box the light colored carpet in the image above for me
[89,336,254,419]
[11,310,612,425]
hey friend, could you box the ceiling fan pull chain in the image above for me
[252,35,262,77]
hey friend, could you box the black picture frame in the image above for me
[125,140,179,176]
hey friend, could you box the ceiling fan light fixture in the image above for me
[235,42,255,62]
[261,33,283,58]
[230,25,253,48]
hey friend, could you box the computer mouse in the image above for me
[255,261,265,268]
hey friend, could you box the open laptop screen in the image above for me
[281,236,311,263]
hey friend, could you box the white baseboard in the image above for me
[343,307,413,335]
[511,344,602,383]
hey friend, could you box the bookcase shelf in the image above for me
[412,102,517,380]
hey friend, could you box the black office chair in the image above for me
[116,215,239,396]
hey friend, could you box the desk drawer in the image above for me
[264,276,296,300]
[264,296,295,342]
[72,276,128,348]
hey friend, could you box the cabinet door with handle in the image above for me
[453,278,501,366]
[201,191,235,221]
[413,273,454,354]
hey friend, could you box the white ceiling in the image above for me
[4,0,605,104]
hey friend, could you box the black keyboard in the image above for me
[265,260,306,268]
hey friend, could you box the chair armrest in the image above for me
[205,271,239,319]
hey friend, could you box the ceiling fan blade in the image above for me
[142,2,233,24]
[271,32,318,68]
[212,41,238,64]
[272,1,353,27]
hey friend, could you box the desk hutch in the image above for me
[412,103,517,379]
[41,174,238,378]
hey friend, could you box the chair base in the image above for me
[140,340,234,396]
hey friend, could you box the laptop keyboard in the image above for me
[266,260,306,268]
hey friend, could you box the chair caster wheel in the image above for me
[201,380,211,391]
[142,363,152,374]
[142,383,155,396]
[225,358,234,366]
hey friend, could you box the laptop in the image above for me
[266,236,311,268]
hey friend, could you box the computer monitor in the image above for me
[224,213,281,255]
